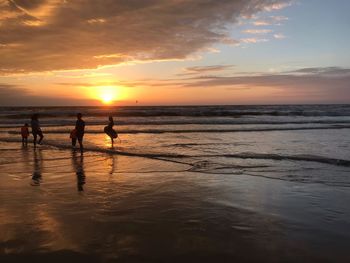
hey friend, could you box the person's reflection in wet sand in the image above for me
[31,149,42,186]
[72,149,86,192]
[109,153,117,176]
[21,143,29,161]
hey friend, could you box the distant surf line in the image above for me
[3,125,350,135]
[2,120,350,128]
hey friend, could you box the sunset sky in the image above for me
[0,0,349,106]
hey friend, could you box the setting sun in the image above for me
[91,86,120,105]
[101,93,114,104]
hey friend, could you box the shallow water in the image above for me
[1,106,350,262]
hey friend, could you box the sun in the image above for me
[101,92,114,104]
[87,84,126,105]
[97,86,118,105]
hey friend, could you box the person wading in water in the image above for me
[75,113,85,152]
[31,114,44,147]
[104,116,118,147]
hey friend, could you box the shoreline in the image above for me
[1,141,350,262]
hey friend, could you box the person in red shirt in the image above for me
[70,128,77,147]
[21,123,30,146]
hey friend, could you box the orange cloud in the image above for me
[0,0,291,75]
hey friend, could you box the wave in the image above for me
[1,105,350,119]
[1,138,350,168]
[4,125,350,135]
[1,119,350,128]
[210,153,350,167]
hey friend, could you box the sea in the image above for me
[0,104,350,262]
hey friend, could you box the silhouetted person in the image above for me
[104,116,118,146]
[31,149,42,186]
[21,123,29,146]
[72,150,85,192]
[31,114,44,147]
[75,113,85,151]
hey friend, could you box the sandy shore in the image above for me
[0,141,350,262]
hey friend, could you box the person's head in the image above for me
[31,114,38,120]
[24,123,28,127]
[77,113,82,120]
[109,116,113,122]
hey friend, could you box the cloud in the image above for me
[263,1,293,11]
[0,83,26,96]
[271,15,289,22]
[69,66,350,92]
[182,65,235,75]
[242,29,273,34]
[185,66,350,84]
[4,66,350,105]
[0,0,290,74]
[0,83,96,106]
[110,66,350,103]
[252,15,288,26]
[252,20,271,26]
[181,67,350,102]
[0,84,39,105]
[240,38,269,43]
[288,67,350,76]
[273,33,286,39]
[187,74,346,88]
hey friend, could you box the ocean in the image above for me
[1,105,350,262]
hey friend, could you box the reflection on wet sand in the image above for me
[72,150,86,192]
[108,153,116,175]
[31,149,42,186]
[21,144,30,170]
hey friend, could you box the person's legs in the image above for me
[22,137,25,146]
[38,131,44,144]
[33,133,37,147]
[72,138,77,147]
[77,136,83,151]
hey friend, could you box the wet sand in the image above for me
[1,142,350,262]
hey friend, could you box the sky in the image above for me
[0,0,349,106]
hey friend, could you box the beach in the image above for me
[1,105,350,262]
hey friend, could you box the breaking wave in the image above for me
[1,105,350,119]
[4,124,350,135]
[1,138,350,168]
